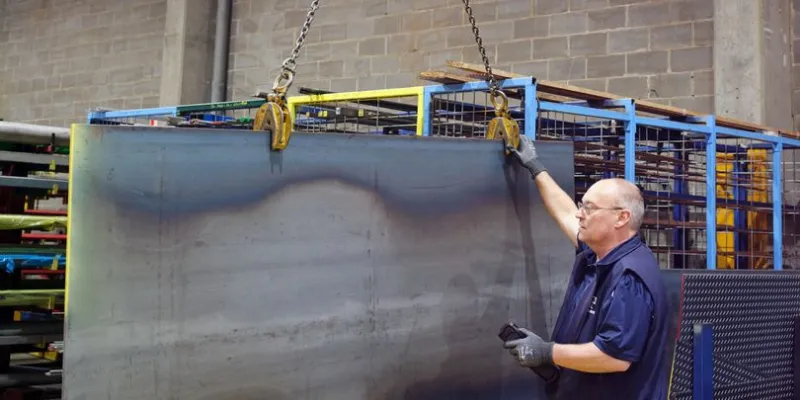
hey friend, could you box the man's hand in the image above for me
[506,136,547,178]
[503,327,554,367]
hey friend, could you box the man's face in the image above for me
[575,183,623,244]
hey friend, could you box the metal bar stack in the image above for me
[0,121,66,399]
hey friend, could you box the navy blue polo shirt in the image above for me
[565,241,654,363]
[547,235,670,400]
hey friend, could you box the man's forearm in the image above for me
[551,342,631,373]
[534,172,579,246]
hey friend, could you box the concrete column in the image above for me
[159,0,216,106]
[714,0,793,131]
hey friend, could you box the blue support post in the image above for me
[524,80,537,138]
[773,142,783,270]
[693,323,714,400]
[706,116,717,270]
[623,99,636,182]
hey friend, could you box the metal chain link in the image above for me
[272,0,321,94]
[461,0,499,97]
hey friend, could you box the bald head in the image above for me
[586,178,645,231]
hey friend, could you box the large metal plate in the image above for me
[64,126,577,399]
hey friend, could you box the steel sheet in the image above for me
[64,126,577,399]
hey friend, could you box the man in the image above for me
[502,136,670,400]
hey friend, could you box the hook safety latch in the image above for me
[485,90,520,154]
[253,94,292,151]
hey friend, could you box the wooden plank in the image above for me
[444,60,799,139]
[417,71,570,103]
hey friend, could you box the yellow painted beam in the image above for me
[65,124,77,316]
[288,87,424,104]
[414,86,424,136]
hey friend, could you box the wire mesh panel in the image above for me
[635,126,710,269]
[289,88,423,136]
[428,90,524,138]
[782,146,800,270]
[291,95,421,136]
[537,109,624,194]
[713,134,775,270]
[87,100,266,129]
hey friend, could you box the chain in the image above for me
[461,0,498,97]
[272,0,321,95]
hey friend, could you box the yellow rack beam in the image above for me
[288,86,426,136]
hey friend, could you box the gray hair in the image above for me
[608,178,645,231]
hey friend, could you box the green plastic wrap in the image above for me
[0,214,67,231]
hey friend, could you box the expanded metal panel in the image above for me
[670,272,800,399]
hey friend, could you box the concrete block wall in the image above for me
[228,0,715,113]
[0,0,166,127]
[0,0,793,129]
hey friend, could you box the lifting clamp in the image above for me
[253,79,293,151]
[485,91,520,154]
[253,0,321,151]
[460,0,521,153]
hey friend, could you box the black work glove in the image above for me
[503,327,555,368]
[506,136,547,178]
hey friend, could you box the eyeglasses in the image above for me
[577,201,623,214]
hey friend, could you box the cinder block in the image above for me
[319,60,345,77]
[514,16,550,39]
[374,15,401,35]
[671,95,714,114]
[672,0,713,22]
[628,2,674,27]
[608,76,648,98]
[533,36,569,59]
[569,32,607,57]
[512,60,549,79]
[364,0,387,17]
[569,0,609,11]
[550,12,588,35]
[358,37,386,56]
[549,57,587,80]
[498,0,534,20]
[587,54,626,78]
[648,73,692,98]
[609,28,649,53]
[670,46,712,72]
[418,29,449,51]
[535,0,568,15]
[588,7,626,31]
[497,40,532,63]
[609,0,648,5]
[693,20,713,46]
[402,11,433,31]
[567,78,606,91]
[433,6,463,28]
[650,23,693,50]
[627,51,668,74]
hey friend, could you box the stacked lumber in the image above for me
[418,60,798,140]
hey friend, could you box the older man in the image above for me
[503,136,670,400]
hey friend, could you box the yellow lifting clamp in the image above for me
[253,0,321,151]
[485,90,520,154]
[460,0,520,154]
[253,77,293,151]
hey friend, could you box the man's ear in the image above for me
[616,210,631,228]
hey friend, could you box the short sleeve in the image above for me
[592,271,654,363]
